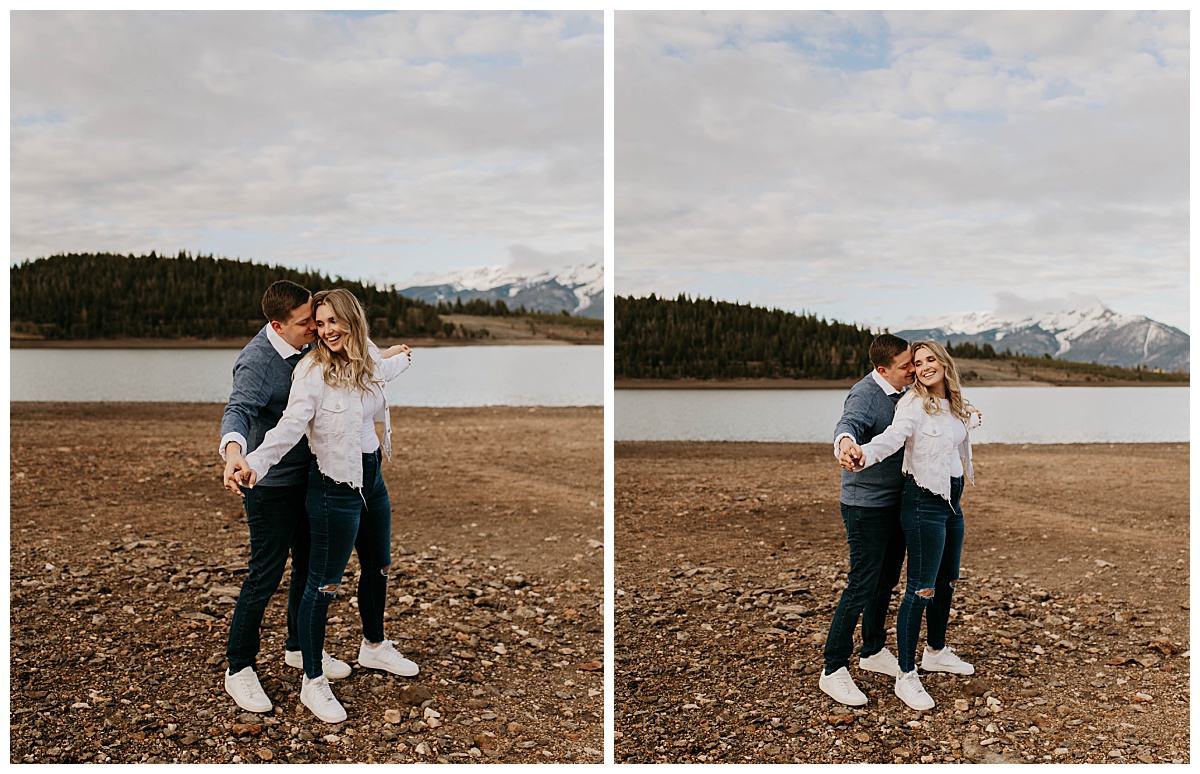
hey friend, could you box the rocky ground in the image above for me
[10,403,603,764]
[615,441,1189,764]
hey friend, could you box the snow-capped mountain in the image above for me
[894,305,1189,372]
[398,262,603,319]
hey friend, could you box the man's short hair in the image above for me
[869,333,910,369]
[261,280,312,323]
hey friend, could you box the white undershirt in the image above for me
[940,398,966,477]
[360,385,383,453]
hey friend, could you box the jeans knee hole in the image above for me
[917,588,934,599]
[319,584,339,597]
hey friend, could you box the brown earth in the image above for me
[10,403,603,764]
[615,441,1189,764]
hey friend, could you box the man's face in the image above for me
[272,299,317,349]
[878,347,915,391]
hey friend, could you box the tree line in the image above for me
[616,294,877,379]
[616,294,1186,382]
[10,252,517,341]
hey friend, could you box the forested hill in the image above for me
[616,294,876,379]
[10,252,517,341]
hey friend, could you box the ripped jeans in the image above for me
[299,450,392,679]
[896,475,964,674]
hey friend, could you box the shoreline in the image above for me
[10,336,601,349]
[616,376,1188,389]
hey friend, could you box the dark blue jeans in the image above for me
[226,482,310,673]
[823,502,906,674]
[300,451,393,679]
[896,476,965,673]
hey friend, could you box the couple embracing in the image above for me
[820,333,982,711]
[220,280,418,724]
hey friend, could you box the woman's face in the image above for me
[315,303,349,355]
[913,346,945,390]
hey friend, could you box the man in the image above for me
[219,280,352,713]
[818,333,914,706]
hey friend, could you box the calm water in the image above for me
[11,346,602,406]
[616,386,1189,443]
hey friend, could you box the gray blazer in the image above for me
[833,373,906,507]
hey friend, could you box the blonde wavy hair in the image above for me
[908,340,973,422]
[305,288,380,393]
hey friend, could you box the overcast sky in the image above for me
[616,10,1189,332]
[11,10,602,287]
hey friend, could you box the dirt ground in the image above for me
[614,441,1189,764]
[10,403,603,764]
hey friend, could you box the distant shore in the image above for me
[617,355,1189,389]
[616,377,1186,389]
[11,336,600,349]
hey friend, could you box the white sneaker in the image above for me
[284,649,352,680]
[895,669,935,710]
[357,639,419,677]
[859,647,900,677]
[300,674,347,724]
[818,666,867,706]
[922,645,974,675]
[224,666,272,713]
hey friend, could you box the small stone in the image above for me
[383,709,403,723]
[257,749,273,761]
[399,685,434,706]
[954,698,970,711]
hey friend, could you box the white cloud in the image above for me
[616,10,1189,331]
[10,10,602,286]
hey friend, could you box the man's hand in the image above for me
[223,447,251,498]
[839,441,865,471]
[381,344,411,360]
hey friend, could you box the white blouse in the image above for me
[857,391,980,501]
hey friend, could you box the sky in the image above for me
[10,10,602,288]
[615,10,1190,333]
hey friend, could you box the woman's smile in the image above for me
[912,347,945,391]
[315,304,347,353]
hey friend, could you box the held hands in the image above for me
[222,447,256,497]
[232,467,258,490]
[838,438,866,472]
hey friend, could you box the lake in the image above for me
[10,345,602,406]
[616,386,1189,444]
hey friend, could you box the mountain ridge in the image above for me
[399,262,603,319]
[895,304,1188,372]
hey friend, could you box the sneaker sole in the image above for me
[284,653,352,680]
[921,663,975,675]
[818,679,867,706]
[224,685,272,714]
[302,703,346,724]
[359,660,419,677]
[859,660,900,677]
[896,693,935,711]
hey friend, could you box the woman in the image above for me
[237,288,417,724]
[843,340,981,711]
